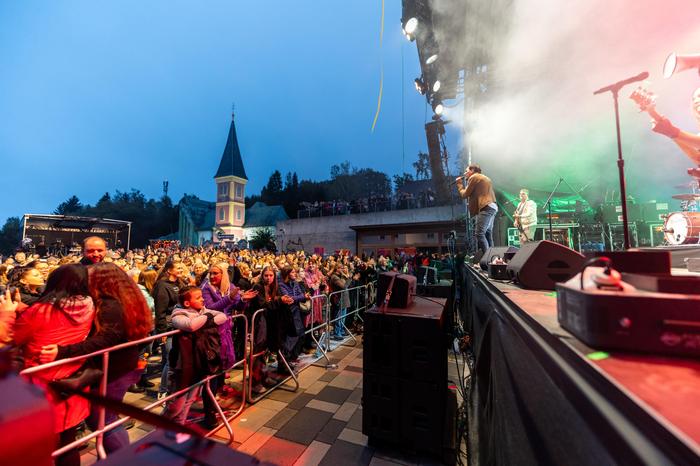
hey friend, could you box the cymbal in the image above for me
[672,193,700,200]
[674,181,698,189]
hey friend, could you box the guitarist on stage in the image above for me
[513,189,538,244]
[633,86,700,165]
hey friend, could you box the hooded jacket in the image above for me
[14,296,95,433]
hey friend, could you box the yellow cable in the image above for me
[371,0,385,133]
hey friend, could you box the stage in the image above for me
[459,263,700,465]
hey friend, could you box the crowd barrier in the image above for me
[19,281,377,459]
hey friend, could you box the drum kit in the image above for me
[664,169,700,245]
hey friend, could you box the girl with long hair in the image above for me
[40,263,152,454]
[247,266,293,393]
[14,264,95,466]
[278,266,310,364]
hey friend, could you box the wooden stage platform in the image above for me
[461,263,700,465]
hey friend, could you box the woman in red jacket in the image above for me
[14,264,95,466]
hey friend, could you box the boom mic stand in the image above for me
[544,178,564,241]
[593,71,648,250]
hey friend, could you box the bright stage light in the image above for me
[404,17,418,35]
[426,54,438,65]
[432,80,441,92]
[434,103,444,115]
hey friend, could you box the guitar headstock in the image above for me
[629,85,657,112]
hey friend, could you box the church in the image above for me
[176,112,288,247]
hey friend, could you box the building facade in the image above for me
[214,112,248,242]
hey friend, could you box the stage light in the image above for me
[404,17,418,35]
[426,54,438,65]
[433,103,444,115]
[432,80,441,92]
[414,78,427,95]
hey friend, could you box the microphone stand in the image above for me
[544,178,564,241]
[593,73,648,250]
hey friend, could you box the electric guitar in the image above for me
[629,85,662,122]
[630,85,700,159]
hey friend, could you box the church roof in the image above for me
[180,196,216,231]
[214,114,248,180]
[243,202,289,228]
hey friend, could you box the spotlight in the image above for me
[433,102,444,116]
[432,80,441,92]
[414,78,427,95]
[404,17,418,35]
[426,54,438,65]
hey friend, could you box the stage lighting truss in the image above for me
[414,77,428,95]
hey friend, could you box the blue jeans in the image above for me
[86,369,142,453]
[334,308,347,337]
[159,336,173,395]
[162,385,201,425]
[474,206,497,254]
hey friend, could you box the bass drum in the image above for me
[664,212,700,245]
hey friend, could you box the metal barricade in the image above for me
[325,284,370,349]
[20,313,249,458]
[247,307,299,404]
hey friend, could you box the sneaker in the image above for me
[263,377,278,387]
[157,392,167,402]
[251,383,266,395]
[127,384,145,394]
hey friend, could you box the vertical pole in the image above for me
[612,90,631,250]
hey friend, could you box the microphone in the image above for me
[450,176,464,185]
[593,71,649,95]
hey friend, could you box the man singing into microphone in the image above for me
[457,164,497,258]
[513,189,538,244]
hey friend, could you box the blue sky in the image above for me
[0,1,446,225]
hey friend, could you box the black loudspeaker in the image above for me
[363,299,446,455]
[417,266,438,285]
[506,240,585,290]
[376,272,417,308]
[479,246,519,271]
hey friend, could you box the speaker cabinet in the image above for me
[376,272,417,308]
[479,246,519,270]
[506,240,585,290]
[363,300,446,455]
[417,266,438,285]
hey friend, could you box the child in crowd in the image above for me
[162,286,226,429]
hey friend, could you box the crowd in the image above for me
[297,189,438,218]
[0,237,451,465]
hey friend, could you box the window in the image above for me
[236,209,241,220]
[235,184,243,198]
[427,233,435,239]
[218,183,228,195]
[219,208,224,221]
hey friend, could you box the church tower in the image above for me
[214,111,247,242]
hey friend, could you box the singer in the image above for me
[456,164,497,258]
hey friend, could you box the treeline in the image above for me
[246,160,418,218]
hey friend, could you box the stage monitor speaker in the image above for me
[417,266,438,285]
[479,246,519,270]
[506,240,585,290]
[586,250,670,275]
[376,272,417,308]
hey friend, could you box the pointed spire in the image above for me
[214,110,248,180]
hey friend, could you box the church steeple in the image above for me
[214,111,248,180]
[213,110,248,242]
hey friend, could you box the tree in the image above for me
[249,227,276,251]
[330,161,352,180]
[54,195,83,215]
[393,173,414,192]
[413,151,431,180]
[0,217,20,256]
[261,170,283,205]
